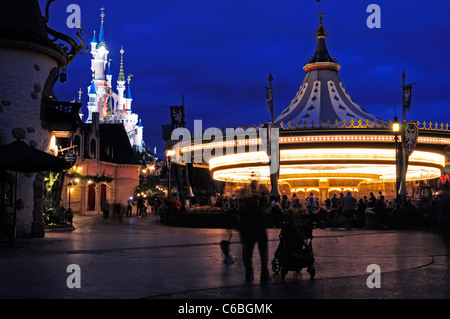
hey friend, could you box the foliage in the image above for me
[135,174,161,196]
[66,170,114,183]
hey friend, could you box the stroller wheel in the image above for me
[307,266,315,279]
[272,258,280,273]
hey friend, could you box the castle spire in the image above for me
[106,58,112,76]
[127,74,133,99]
[98,7,106,48]
[118,46,125,82]
[89,79,96,95]
[116,47,126,111]
[91,30,97,44]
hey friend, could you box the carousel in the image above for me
[167,12,450,204]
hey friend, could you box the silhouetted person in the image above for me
[137,196,144,217]
[356,198,366,227]
[126,200,133,217]
[271,200,282,228]
[102,200,110,219]
[375,191,387,229]
[342,191,357,230]
[238,195,270,282]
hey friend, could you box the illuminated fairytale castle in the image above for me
[84,9,144,151]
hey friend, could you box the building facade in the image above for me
[0,0,84,237]
[66,113,141,215]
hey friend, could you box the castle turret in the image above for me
[90,30,97,53]
[125,74,133,111]
[87,78,97,122]
[134,119,144,149]
[106,59,112,87]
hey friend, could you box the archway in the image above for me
[88,183,95,211]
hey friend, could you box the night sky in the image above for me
[41,0,450,158]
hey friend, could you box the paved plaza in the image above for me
[1,212,450,300]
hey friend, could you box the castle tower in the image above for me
[134,119,144,150]
[86,8,110,123]
[90,8,109,82]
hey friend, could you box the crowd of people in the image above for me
[269,191,390,230]
[210,190,391,230]
[100,194,186,224]
[101,189,391,230]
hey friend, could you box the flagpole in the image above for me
[401,70,406,123]
[400,70,416,123]
[398,70,416,209]
[269,73,274,124]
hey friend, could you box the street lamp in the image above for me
[392,116,400,133]
[166,149,175,198]
[393,115,400,208]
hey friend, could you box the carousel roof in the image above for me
[275,13,382,125]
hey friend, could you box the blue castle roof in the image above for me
[89,81,97,95]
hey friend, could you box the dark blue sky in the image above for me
[41,0,450,157]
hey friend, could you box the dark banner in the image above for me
[170,106,185,127]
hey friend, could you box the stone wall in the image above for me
[0,48,58,237]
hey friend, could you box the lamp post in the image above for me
[166,149,175,198]
[68,182,72,211]
[67,178,78,212]
[392,116,400,209]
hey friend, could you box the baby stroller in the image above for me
[271,213,315,280]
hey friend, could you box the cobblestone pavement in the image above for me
[1,213,450,301]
